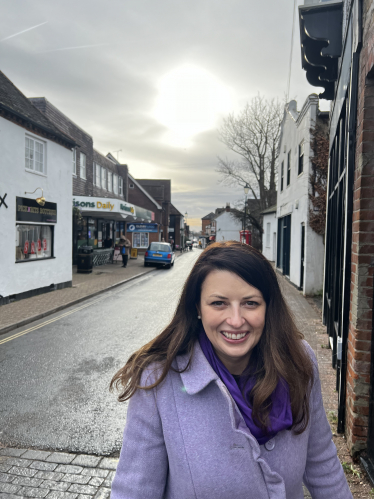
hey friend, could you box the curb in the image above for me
[0,268,155,337]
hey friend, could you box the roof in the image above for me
[128,174,162,210]
[202,212,215,220]
[0,71,75,147]
[169,203,183,216]
[260,204,277,215]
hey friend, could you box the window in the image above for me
[25,136,45,173]
[266,223,271,247]
[287,151,291,186]
[95,163,101,187]
[80,152,86,179]
[101,168,107,190]
[113,174,118,195]
[133,232,149,248]
[108,171,113,192]
[298,142,304,175]
[281,161,284,191]
[16,225,53,261]
[72,148,76,175]
[119,177,123,196]
[129,183,134,189]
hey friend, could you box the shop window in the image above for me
[108,171,113,192]
[287,151,291,186]
[72,148,76,175]
[133,232,149,248]
[119,177,123,196]
[298,142,304,175]
[113,174,118,195]
[101,168,107,190]
[16,225,53,262]
[25,136,45,174]
[80,152,86,180]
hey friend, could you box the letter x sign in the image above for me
[0,193,8,209]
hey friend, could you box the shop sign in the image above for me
[126,223,158,233]
[16,197,57,223]
[0,193,8,209]
[72,196,136,216]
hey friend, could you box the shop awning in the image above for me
[73,195,154,223]
[299,1,343,100]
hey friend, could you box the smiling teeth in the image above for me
[222,332,247,340]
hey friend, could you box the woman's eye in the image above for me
[245,301,258,307]
[211,301,225,307]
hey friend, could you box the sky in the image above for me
[0,0,327,230]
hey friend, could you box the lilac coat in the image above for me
[111,341,352,499]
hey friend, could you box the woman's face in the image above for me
[199,270,266,375]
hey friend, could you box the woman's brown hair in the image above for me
[110,241,314,434]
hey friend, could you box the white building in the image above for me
[276,95,327,295]
[215,204,242,242]
[261,205,277,262]
[0,71,76,305]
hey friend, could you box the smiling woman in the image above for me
[110,241,353,499]
[154,64,232,143]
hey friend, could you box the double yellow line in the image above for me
[0,297,104,346]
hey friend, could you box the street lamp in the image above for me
[243,184,249,230]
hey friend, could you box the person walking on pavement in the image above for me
[119,235,131,268]
[110,241,353,499]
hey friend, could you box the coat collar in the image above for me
[177,341,219,395]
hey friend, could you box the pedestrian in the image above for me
[110,241,353,499]
[119,235,131,268]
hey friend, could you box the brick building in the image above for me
[29,98,153,264]
[298,0,374,476]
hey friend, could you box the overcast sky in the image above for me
[1,0,326,230]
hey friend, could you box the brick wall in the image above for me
[128,181,161,224]
[345,0,374,454]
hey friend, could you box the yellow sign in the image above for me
[130,248,138,259]
[97,201,114,211]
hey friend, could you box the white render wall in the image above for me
[262,212,277,262]
[277,96,325,295]
[215,211,242,242]
[0,117,73,298]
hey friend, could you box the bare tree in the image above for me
[217,95,283,214]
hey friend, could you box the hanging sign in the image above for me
[37,239,42,252]
[16,197,57,223]
[23,241,29,254]
[31,241,36,254]
[43,239,47,251]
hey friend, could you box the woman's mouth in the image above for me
[220,331,249,343]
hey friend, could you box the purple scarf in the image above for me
[199,329,293,445]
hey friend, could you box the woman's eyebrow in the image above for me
[208,294,262,300]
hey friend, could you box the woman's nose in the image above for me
[226,307,245,328]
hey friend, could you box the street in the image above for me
[0,251,200,457]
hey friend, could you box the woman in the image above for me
[110,241,352,499]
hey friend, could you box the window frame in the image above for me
[119,177,123,196]
[80,152,87,180]
[287,151,291,186]
[113,174,118,195]
[95,163,101,187]
[280,161,284,191]
[298,141,304,175]
[101,168,107,190]
[108,171,113,192]
[72,148,76,176]
[25,135,46,175]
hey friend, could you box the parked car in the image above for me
[144,242,175,269]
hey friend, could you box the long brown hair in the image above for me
[110,241,314,433]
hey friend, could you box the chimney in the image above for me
[225,202,230,212]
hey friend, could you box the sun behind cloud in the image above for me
[154,64,232,146]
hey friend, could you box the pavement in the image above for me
[0,252,185,336]
[0,258,372,498]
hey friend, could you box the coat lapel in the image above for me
[177,341,218,395]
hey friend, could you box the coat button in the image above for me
[265,439,275,451]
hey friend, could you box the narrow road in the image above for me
[0,250,200,456]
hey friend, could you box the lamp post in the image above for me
[243,184,249,230]
[185,211,188,241]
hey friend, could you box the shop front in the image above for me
[72,196,154,265]
[126,223,159,253]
